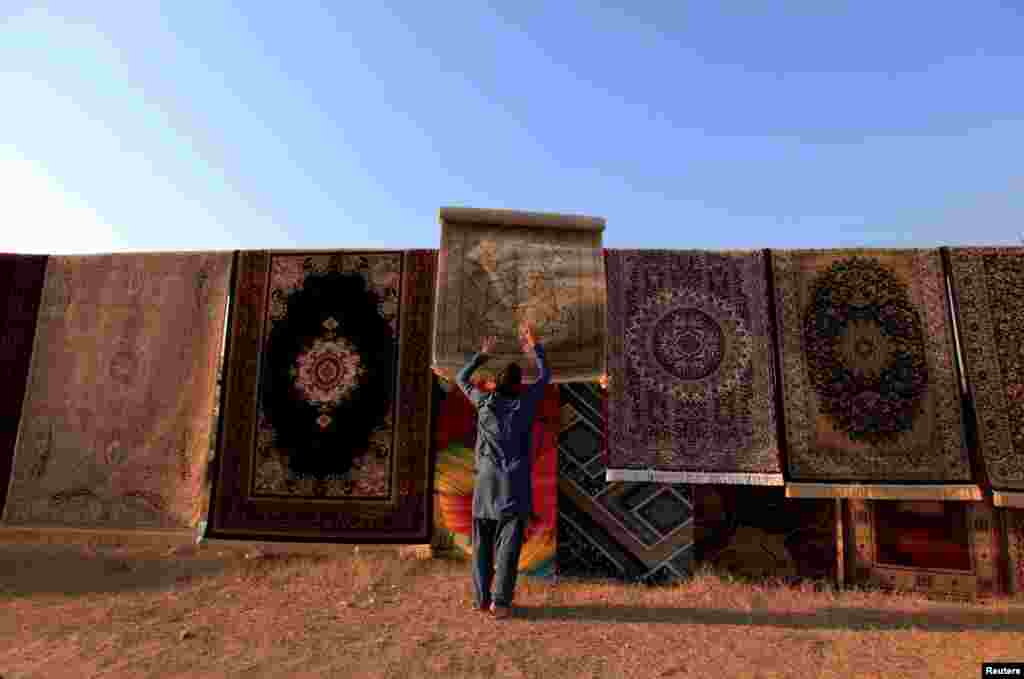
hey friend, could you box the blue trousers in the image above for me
[472,515,527,607]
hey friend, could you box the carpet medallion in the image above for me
[605,250,781,484]
[946,247,1024,491]
[432,376,558,575]
[3,253,231,529]
[207,250,435,542]
[557,383,694,583]
[432,207,606,384]
[0,254,48,517]
[772,249,970,482]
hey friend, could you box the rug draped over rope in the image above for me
[432,207,606,384]
[557,382,694,584]
[0,254,48,517]
[605,249,782,485]
[207,250,435,543]
[946,247,1024,494]
[3,253,231,529]
[772,249,975,499]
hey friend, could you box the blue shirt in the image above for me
[455,344,552,519]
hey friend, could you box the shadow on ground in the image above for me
[519,604,1024,632]
[0,544,230,597]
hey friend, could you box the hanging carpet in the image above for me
[432,207,606,384]
[0,254,48,517]
[847,499,1001,598]
[605,249,782,485]
[206,250,435,543]
[946,247,1024,494]
[772,249,974,496]
[557,382,694,584]
[3,253,231,529]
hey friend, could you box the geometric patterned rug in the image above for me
[3,253,231,529]
[432,376,559,576]
[0,254,48,518]
[605,249,782,485]
[206,250,436,543]
[432,207,606,384]
[946,247,1024,491]
[557,382,694,583]
[772,249,972,484]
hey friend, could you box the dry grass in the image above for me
[1,540,1023,678]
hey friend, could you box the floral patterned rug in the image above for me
[947,247,1024,491]
[3,253,230,529]
[772,249,971,483]
[604,250,782,485]
[207,250,435,543]
[432,208,606,384]
[0,254,48,518]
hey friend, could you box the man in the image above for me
[454,322,551,620]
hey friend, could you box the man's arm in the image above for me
[455,335,497,407]
[455,352,490,407]
[521,343,551,407]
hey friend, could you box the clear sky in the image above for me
[3,2,1023,254]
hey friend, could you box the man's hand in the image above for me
[520,322,537,351]
[599,373,610,390]
[480,335,498,355]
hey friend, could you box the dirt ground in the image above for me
[2,538,1024,679]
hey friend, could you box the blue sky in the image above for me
[2,2,1023,254]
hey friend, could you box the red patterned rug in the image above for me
[0,254,48,517]
[847,499,1001,598]
[3,253,231,529]
[1007,508,1024,597]
[207,250,436,543]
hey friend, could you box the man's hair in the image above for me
[495,363,522,395]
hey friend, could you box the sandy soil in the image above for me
[2,539,1023,678]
